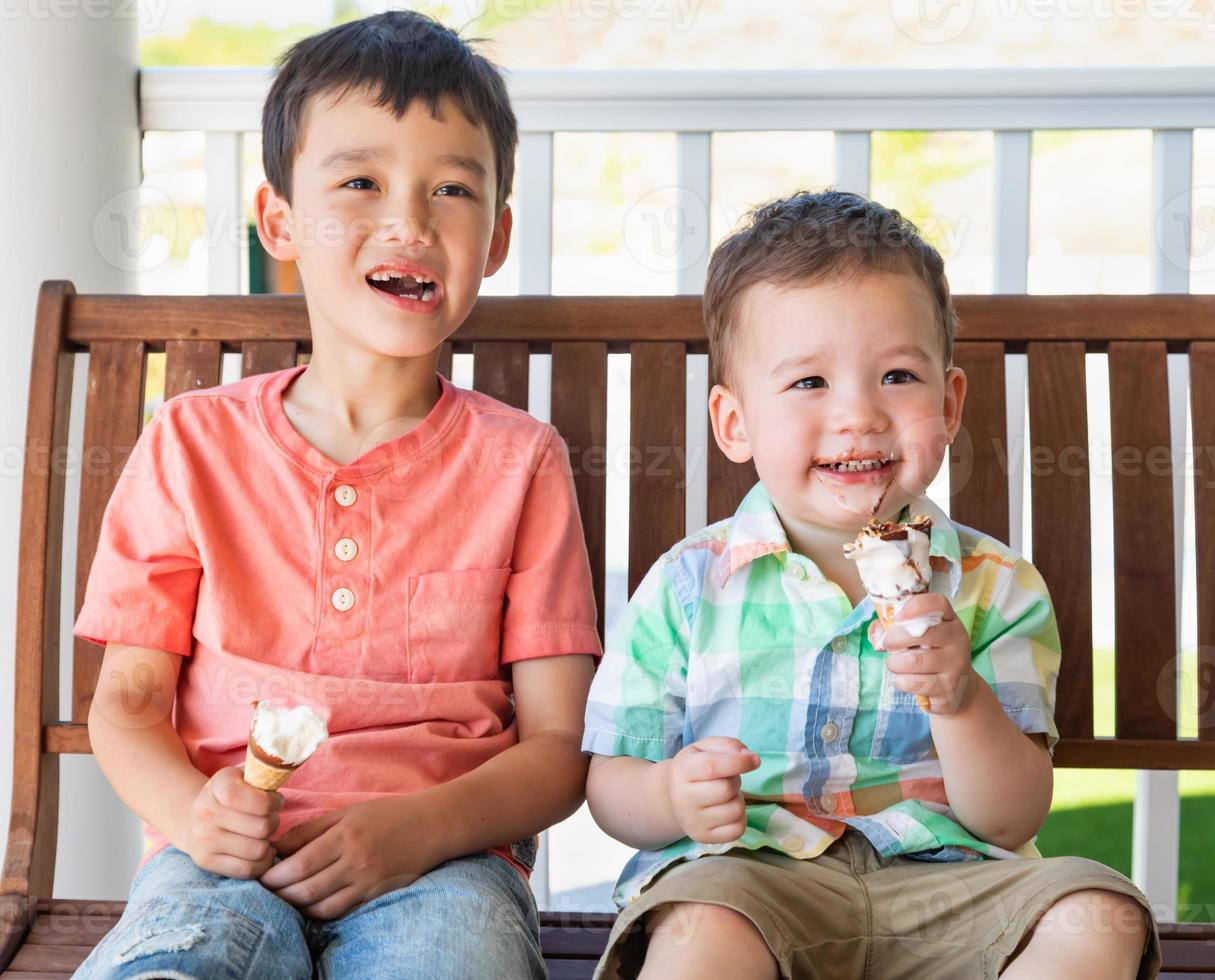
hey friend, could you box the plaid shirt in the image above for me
[583,481,1061,906]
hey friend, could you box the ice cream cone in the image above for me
[870,593,932,711]
[243,741,298,790]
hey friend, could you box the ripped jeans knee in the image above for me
[72,894,310,980]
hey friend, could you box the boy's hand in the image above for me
[185,766,283,879]
[665,737,760,845]
[875,593,979,716]
[259,797,436,921]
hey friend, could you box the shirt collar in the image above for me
[716,481,963,594]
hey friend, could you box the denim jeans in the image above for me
[71,845,547,979]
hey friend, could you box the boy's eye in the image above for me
[883,369,918,384]
[793,376,826,390]
[342,177,376,190]
[435,184,471,197]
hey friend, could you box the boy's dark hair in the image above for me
[703,190,960,388]
[262,11,517,212]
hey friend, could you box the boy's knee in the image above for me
[645,901,764,949]
[89,895,309,980]
[1035,888,1149,952]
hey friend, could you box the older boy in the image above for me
[72,12,599,980]
[583,191,1160,979]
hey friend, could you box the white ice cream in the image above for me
[842,520,932,599]
[250,701,328,765]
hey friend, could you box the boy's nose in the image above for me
[831,394,887,434]
[377,202,436,247]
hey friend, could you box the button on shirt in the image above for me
[583,481,1060,906]
[75,365,603,874]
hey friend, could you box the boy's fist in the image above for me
[185,766,284,879]
[665,737,760,844]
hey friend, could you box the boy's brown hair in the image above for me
[262,10,517,213]
[704,190,960,388]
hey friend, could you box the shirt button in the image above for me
[789,562,807,580]
[831,636,848,654]
[334,538,358,562]
[821,721,840,743]
[331,587,356,611]
[334,484,357,507]
[781,834,805,853]
[820,793,838,813]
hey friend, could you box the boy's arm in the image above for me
[587,738,760,852]
[929,685,1053,851]
[89,642,283,879]
[883,559,1060,851]
[586,755,682,851]
[88,642,206,852]
[408,652,597,866]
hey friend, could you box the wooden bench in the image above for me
[4,281,1215,977]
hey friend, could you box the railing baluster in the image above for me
[994,131,1032,555]
[677,132,712,537]
[1131,126,1194,924]
[833,131,870,196]
[204,131,244,295]
[518,132,554,296]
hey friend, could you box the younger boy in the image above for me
[583,191,1160,979]
[72,12,600,979]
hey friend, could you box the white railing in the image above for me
[138,65,1215,917]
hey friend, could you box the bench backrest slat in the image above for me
[628,342,687,596]
[241,340,298,380]
[72,340,146,723]
[1028,341,1094,740]
[551,342,609,640]
[1110,341,1177,740]
[949,341,1010,547]
[1192,342,1215,742]
[164,340,222,400]
[472,341,530,411]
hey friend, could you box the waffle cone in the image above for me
[243,744,297,790]
[871,594,932,712]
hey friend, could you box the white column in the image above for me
[834,132,871,197]
[1131,128,1193,923]
[0,8,142,899]
[994,131,1032,555]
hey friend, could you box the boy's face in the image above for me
[709,271,967,535]
[255,88,511,360]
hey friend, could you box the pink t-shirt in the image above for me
[74,364,602,875]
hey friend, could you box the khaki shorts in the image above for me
[593,832,1161,980]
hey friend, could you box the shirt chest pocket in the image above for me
[407,567,511,683]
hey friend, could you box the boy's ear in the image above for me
[483,204,513,278]
[253,180,299,263]
[708,382,753,464]
[943,365,968,443]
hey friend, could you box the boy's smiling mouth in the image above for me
[813,453,897,477]
[364,260,443,309]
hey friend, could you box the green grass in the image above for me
[1034,648,1215,917]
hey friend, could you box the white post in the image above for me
[994,131,1032,554]
[677,132,712,538]
[0,8,143,898]
[516,130,554,908]
[517,132,554,296]
[1131,128,1193,923]
[205,132,245,295]
[833,132,871,197]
